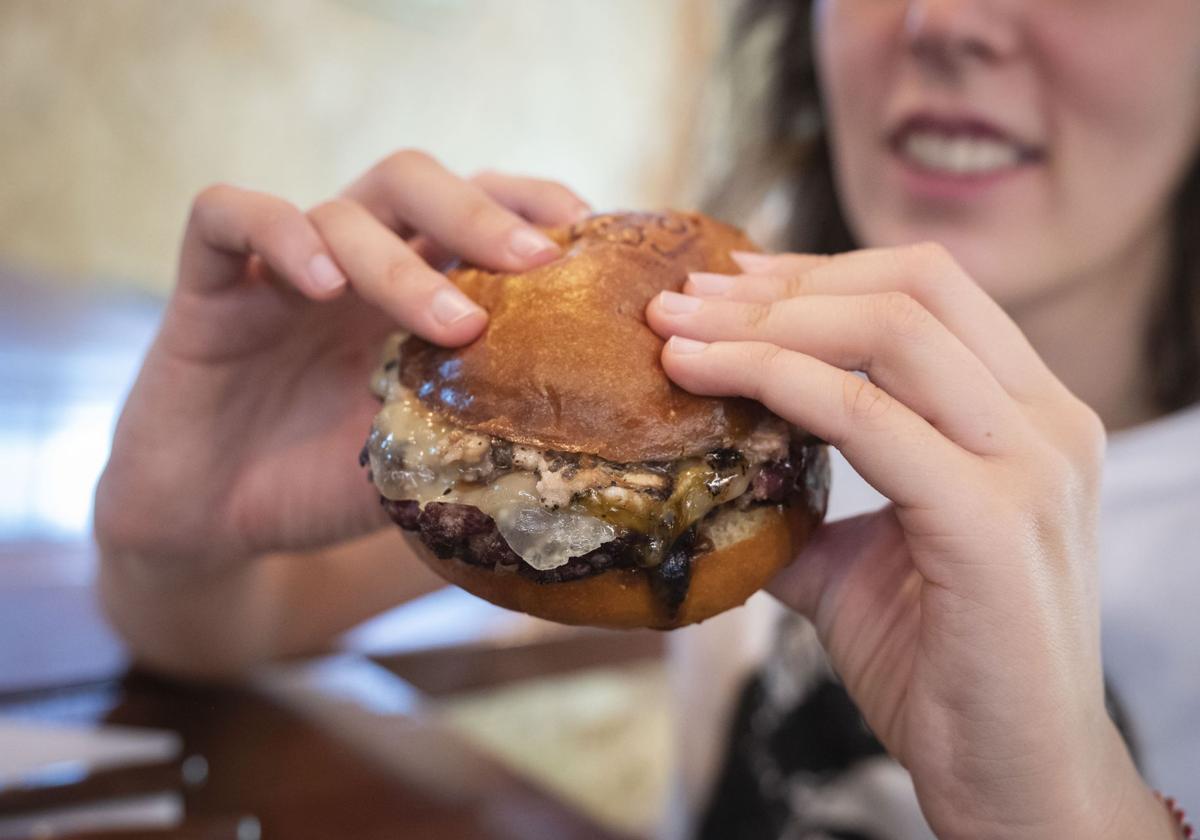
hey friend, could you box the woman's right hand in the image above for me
[95,150,589,577]
[648,245,1176,839]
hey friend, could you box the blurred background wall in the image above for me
[0,6,737,832]
[1,0,718,294]
[0,0,729,544]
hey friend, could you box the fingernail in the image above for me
[571,204,592,223]
[431,288,485,326]
[308,253,346,292]
[731,250,773,272]
[667,335,708,354]
[658,290,703,314]
[687,272,735,296]
[509,226,560,259]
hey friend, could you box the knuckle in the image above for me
[1028,446,1083,525]
[899,262,939,305]
[741,301,774,332]
[541,178,580,202]
[902,241,970,297]
[189,182,237,224]
[755,341,785,368]
[308,196,355,224]
[460,192,507,232]
[873,291,930,340]
[469,168,503,187]
[473,170,582,210]
[383,254,418,290]
[376,148,438,180]
[1028,439,1074,485]
[1015,432,1092,514]
[1065,397,1107,472]
[905,240,954,272]
[1073,400,1107,448]
[747,343,786,402]
[841,374,894,426]
[784,272,810,298]
[252,198,302,243]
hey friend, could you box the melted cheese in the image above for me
[367,338,778,571]
[367,370,617,570]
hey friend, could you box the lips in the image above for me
[888,114,1044,178]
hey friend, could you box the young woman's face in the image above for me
[815,0,1200,307]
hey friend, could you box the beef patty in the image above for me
[381,444,817,611]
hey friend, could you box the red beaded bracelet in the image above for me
[1157,792,1195,839]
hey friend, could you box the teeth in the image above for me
[901,131,1021,175]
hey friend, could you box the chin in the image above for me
[856,211,1061,309]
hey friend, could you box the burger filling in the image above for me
[366,348,812,592]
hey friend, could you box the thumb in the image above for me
[767,507,907,631]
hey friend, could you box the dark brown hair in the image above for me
[708,0,1200,415]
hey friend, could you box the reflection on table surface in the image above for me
[0,266,674,839]
[0,630,668,840]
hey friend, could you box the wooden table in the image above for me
[0,631,664,840]
[0,266,667,839]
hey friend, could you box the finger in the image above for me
[182,184,348,300]
[648,291,1025,454]
[712,244,1057,401]
[768,509,928,735]
[309,198,487,347]
[343,149,562,273]
[768,508,909,636]
[415,171,590,269]
[471,170,592,225]
[660,337,979,509]
[731,250,831,277]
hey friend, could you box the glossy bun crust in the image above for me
[400,477,828,630]
[398,211,765,463]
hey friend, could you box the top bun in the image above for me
[398,211,764,463]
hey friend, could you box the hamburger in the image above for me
[362,210,829,629]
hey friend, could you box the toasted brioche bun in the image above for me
[399,211,765,462]
[399,445,829,630]
[384,210,830,628]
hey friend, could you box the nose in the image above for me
[904,0,1021,73]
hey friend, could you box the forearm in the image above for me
[98,530,443,681]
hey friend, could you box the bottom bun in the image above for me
[402,496,825,630]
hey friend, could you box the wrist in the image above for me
[94,481,248,582]
[1096,783,1184,840]
[97,544,278,680]
[1156,794,1196,839]
[932,718,1169,840]
[1080,728,1178,840]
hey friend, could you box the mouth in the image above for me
[888,113,1045,179]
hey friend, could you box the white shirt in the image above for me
[664,401,1200,838]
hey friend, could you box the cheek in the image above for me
[816,2,906,223]
[1035,6,1200,234]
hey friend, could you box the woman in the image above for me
[95,1,1200,837]
[672,2,1200,837]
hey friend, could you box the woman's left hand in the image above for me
[645,244,1173,840]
